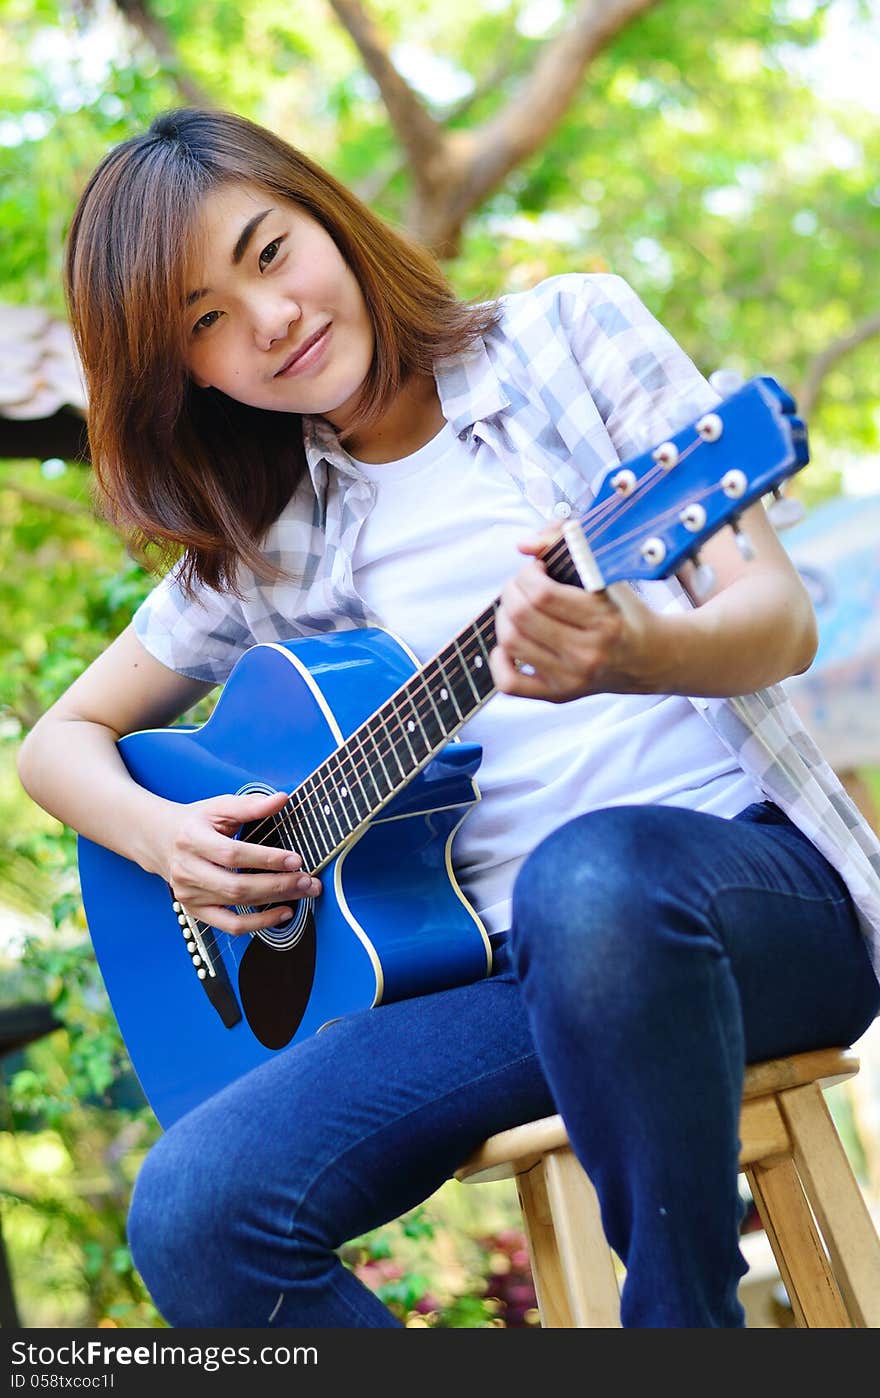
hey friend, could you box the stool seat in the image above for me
[455,1047,880,1327]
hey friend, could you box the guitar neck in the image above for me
[274,533,582,873]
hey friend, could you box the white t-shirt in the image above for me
[348,422,763,938]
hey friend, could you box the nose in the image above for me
[251,292,302,351]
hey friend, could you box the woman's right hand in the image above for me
[153,788,322,934]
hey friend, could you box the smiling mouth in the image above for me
[274,324,330,377]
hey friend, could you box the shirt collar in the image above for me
[434,336,510,433]
[301,413,355,480]
[301,333,510,482]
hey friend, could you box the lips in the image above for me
[274,324,330,377]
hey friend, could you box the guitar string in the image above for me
[242,443,721,858]
[187,424,771,932]
[229,444,732,891]
[235,446,737,872]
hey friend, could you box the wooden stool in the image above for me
[455,1048,880,1327]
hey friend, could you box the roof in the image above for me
[0,303,87,422]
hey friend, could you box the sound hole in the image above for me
[237,911,317,1049]
[235,811,308,944]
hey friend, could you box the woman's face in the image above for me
[183,181,375,431]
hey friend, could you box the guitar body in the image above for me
[78,629,491,1127]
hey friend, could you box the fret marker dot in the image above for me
[407,720,415,731]
[474,657,483,668]
[339,787,348,799]
[323,804,331,815]
[440,687,449,701]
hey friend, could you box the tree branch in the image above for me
[2,481,96,519]
[799,311,880,419]
[353,45,523,206]
[455,0,663,215]
[327,0,446,179]
[113,0,215,108]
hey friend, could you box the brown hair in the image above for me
[65,107,500,593]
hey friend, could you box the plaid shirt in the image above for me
[133,272,880,976]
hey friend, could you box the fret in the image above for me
[372,707,409,784]
[386,725,416,783]
[355,726,387,808]
[276,803,321,876]
[335,754,371,827]
[440,640,483,718]
[300,797,330,868]
[296,827,323,878]
[391,691,420,768]
[321,756,357,840]
[544,539,581,589]
[363,715,396,798]
[295,828,322,877]
[425,658,462,733]
[433,651,466,723]
[397,690,432,766]
[335,754,365,831]
[452,637,482,705]
[295,779,334,864]
[316,793,346,849]
[415,670,450,749]
[476,604,497,656]
[334,732,370,813]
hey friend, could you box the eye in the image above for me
[192,309,222,336]
[259,236,284,271]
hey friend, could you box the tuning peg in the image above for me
[709,368,745,396]
[766,488,805,531]
[690,555,717,599]
[731,520,756,560]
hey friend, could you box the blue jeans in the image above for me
[127,802,879,1328]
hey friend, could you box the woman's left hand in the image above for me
[490,535,670,703]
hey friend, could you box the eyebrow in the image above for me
[185,207,275,308]
[232,207,274,264]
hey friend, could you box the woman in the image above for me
[17,107,880,1327]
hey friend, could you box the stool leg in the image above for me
[516,1160,575,1327]
[517,1148,620,1328]
[543,1150,621,1327]
[745,1155,850,1327]
[779,1081,880,1328]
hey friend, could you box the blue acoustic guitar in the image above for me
[77,376,809,1127]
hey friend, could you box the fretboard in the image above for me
[265,532,583,872]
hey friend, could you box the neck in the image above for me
[335,373,445,464]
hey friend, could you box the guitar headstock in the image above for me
[581,376,809,588]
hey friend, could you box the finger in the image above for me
[182,876,323,936]
[496,577,582,670]
[488,645,555,699]
[187,902,297,936]
[515,562,618,627]
[496,595,572,664]
[218,787,291,812]
[181,819,306,873]
[200,787,293,833]
[516,525,564,557]
[172,853,315,908]
[217,836,306,873]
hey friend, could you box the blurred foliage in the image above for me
[0,0,878,1325]
[1,0,878,463]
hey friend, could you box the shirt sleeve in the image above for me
[131,562,253,685]
[564,272,720,474]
